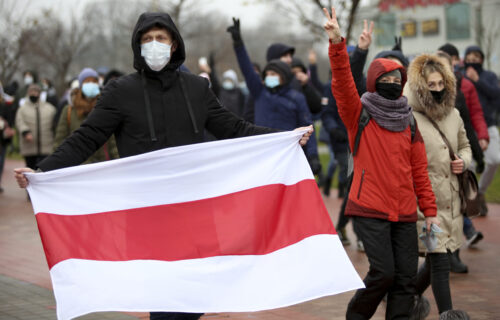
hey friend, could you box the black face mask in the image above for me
[375,82,402,100]
[464,62,482,73]
[29,95,39,103]
[430,89,446,104]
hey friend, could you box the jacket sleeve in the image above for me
[308,64,324,92]
[37,83,123,172]
[455,95,484,166]
[209,64,221,97]
[411,124,437,217]
[462,78,489,141]
[302,82,323,114]
[53,105,71,151]
[455,110,472,169]
[329,39,362,151]
[204,81,276,139]
[349,46,368,96]
[473,71,500,101]
[15,105,31,135]
[242,95,255,123]
[233,44,264,99]
[294,91,316,156]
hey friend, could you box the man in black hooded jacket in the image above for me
[14,12,312,320]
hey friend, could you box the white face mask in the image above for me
[24,75,33,85]
[141,40,172,71]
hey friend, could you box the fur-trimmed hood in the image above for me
[406,54,456,121]
[71,88,98,118]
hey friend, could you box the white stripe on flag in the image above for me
[51,235,363,320]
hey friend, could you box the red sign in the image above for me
[379,0,460,11]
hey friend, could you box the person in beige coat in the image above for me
[406,53,472,316]
[15,84,56,170]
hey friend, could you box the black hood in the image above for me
[262,59,293,86]
[131,12,186,73]
[266,43,295,62]
[465,45,485,62]
[291,58,307,73]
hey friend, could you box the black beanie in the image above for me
[291,58,307,73]
[439,43,459,58]
[262,59,293,85]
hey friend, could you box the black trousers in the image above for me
[347,217,418,320]
[150,312,203,320]
[415,253,452,314]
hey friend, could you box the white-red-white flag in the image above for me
[26,131,363,320]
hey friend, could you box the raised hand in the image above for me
[322,7,341,43]
[227,17,242,43]
[358,20,374,50]
[308,49,317,65]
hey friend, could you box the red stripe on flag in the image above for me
[36,180,334,269]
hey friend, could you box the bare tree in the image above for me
[273,0,361,43]
[0,0,35,85]
[21,9,99,94]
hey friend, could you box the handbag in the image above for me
[425,116,480,218]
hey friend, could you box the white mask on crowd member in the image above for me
[222,80,235,90]
[24,75,33,86]
[141,40,172,71]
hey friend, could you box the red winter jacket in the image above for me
[329,39,437,222]
[461,77,489,141]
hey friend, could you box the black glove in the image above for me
[392,36,402,52]
[227,17,242,45]
[330,127,348,143]
[308,155,322,176]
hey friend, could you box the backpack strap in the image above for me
[352,107,371,156]
[353,108,416,155]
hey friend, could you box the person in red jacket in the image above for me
[323,7,438,319]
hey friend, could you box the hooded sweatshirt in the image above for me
[233,41,317,157]
[38,12,274,172]
[328,39,436,222]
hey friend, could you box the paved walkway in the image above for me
[1,158,499,319]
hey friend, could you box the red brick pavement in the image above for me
[1,158,499,319]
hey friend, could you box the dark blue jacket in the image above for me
[467,69,500,127]
[321,82,349,154]
[234,44,317,157]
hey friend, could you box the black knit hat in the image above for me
[465,45,485,61]
[438,43,459,58]
[262,59,293,85]
[291,57,307,73]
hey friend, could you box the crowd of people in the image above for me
[1,5,499,320]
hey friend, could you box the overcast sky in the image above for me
[20,0,273,28]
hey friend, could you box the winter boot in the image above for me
[478,193,488,216]
[448,250,468,273]
[466,231,484,248]
[322,177,332,197]
[338,228,351,246]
